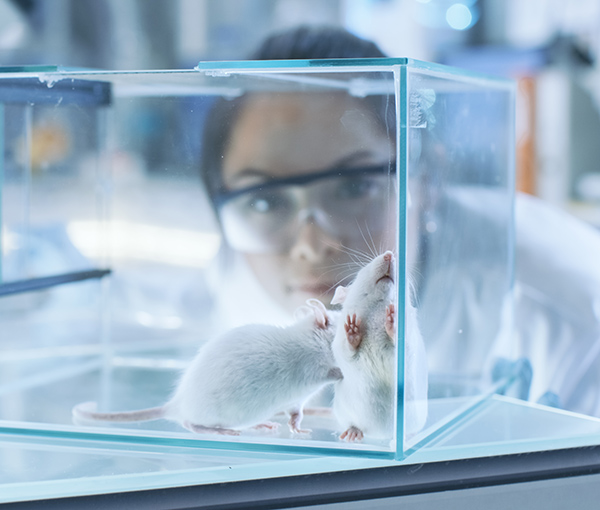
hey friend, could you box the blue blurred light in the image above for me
[446,3,473,30]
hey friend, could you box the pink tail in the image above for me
[72,401,165,423]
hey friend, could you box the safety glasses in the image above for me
[214,163,397,253]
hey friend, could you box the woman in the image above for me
[200,25,600,420]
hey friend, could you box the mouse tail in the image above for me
[301,406,334,418]
[72,401,166,423]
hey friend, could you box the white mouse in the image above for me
[73,299,342,436]
[330,250,428,442]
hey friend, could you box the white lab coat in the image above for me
[210,191,600,418]
[514,192,600,416]
[418,189,600,417]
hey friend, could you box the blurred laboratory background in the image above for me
[1,0,599,223]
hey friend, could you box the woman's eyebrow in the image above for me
[328,150,378,169]
[229,168,271,185]
[230,150,381,185]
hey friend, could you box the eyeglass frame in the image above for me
[212,162,398,209]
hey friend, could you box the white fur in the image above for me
[165,317,339,429]
[332,251,428,440]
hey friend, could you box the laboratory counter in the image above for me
[3,396,600,509]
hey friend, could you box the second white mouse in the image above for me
[73,299,342,436]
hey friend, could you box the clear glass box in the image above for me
[0,59,515,459]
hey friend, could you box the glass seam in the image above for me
[395,64,408,460]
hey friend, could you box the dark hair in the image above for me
[200,25,390,201]
[249,25,387,60]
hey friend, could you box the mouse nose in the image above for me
[382,251,395,277]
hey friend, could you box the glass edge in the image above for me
[0,59,513,88]
[0,424,397,461]
[408,58,515,87]
[195,57,410,71]
[0,103,2,283]
[0,65,60,74]
[396,64,407,460]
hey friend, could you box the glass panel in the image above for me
[0,65,404,457]
[2,103,31,283]
[406,66,515,449]
[93,67,400,456]
[0,80,110,419]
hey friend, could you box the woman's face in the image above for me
[221,92,397,312]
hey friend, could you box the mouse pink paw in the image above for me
[385,304,396,342]
[344,313,363,350]
[340,426,364,442]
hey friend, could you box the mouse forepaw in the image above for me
[344,313,363,350]
[340,426,364,442]
[385,304,396,342]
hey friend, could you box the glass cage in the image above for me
[0,58,515,459]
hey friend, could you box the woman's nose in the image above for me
[289,211,338,263]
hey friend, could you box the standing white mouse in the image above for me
[331,251,428,442]
[73,299,342,435]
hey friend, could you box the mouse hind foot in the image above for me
[287,409,311,435]
[340,425,364,442]
[252,421,280,432]
[183,421,241,436]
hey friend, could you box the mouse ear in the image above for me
[293,304,313,322]
[305,298,329,329]
[326,367,343,381]
[331,286,348,305]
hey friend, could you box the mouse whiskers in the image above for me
[355,220,380,260]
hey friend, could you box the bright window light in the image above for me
[67,220,221,268]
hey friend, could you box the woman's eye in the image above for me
[335,178,379,200]
[245,191,291,214]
